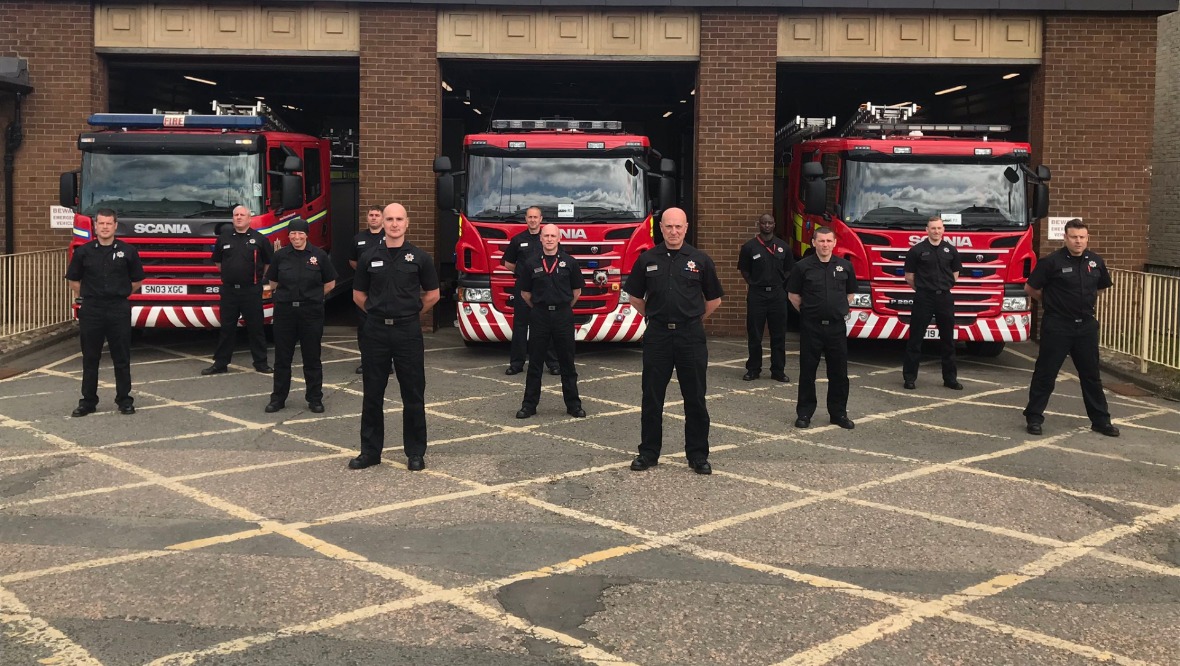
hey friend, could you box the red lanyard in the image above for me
[757,237,778,257]
[543,255,559,274]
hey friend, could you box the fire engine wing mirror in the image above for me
[660,158,675,175]
[436,173,456,211]
[433,156,452,173]
[282,155,303,172]
[658,176,676,211]
[59,171,78,208]
[280,174,303,211]
[1036,165,1051,182]
[1031,183,1049,220]
[801,162,826,216]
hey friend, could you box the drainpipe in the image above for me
[4,92,23,255]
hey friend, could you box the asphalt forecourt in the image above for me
[1,327,1178,665]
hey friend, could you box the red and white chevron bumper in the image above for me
[845,309,1031,342]
[128,304,276,328]
[457,304,646,343]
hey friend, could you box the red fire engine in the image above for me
[778,103,1051,356]
[59,103,332,328]
[434,119,676,343]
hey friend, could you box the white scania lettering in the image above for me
[560,228,588,240]
[907,234,973,248]
[133,223,193,234]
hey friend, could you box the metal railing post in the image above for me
[1139,274,1153,374]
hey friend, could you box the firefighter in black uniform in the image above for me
[516,223,586,419]
[625,208,724,475]
[202,205,273,375]
[263,218,337,414]
[65,208,145,416]
[351,202,441,472]
[738,213,793,382]
[902,215,963,391]
[348,205,386,374]
[1023,219,1119,437]
[502,205,559,376]
[787,227,857,430]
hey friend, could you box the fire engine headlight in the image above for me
[849,293,872,309]
[1002,296,1028,312]
[460,287,492,303]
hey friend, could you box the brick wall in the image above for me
[358,6,439,259]
[695,11,778,336]
[0,0,102,253]
[1030,14,1157,270]
[1149,10,1180,270]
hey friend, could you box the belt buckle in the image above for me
[384,318,395,325]
[667,323,678,330]
[764,286,774,292]
[547,305,557,311]
[292,301,301,307]
[820,319,830,325]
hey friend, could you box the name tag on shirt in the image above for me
[533,267,543,273]
[357,240,366,245]
[371,260,384,267]
[520,242,530,247]
[752,253,762,260]
[223,244,232,249]
[1061,267,1073,273]
[646,264,659,272]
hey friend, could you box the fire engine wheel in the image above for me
[965,341,1005,357]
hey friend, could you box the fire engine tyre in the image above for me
[966,341,1005,357]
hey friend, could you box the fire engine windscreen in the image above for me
[79,153,265,218]
[465,156,645,222]
[841,161,1027,229]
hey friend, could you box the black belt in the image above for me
[378,314,420,325]
[1049,314,1092,324]
[223,282,259,289]
[811,318,844,326]
[651,317,699,330]
[540,304,569,311]
[279,300,321,307]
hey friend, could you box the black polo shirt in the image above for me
[738,234,793,292]
[1027,247,1112,320]
[624,242,724,323]
[903,239,961,292]
[265,244,337,303]
[349,229,385,264]
[787,253,858,321]
[519,250,585,307]
[354,241,439,319]
[502,229,542,281]
[212,228,272,286]
[65,239,145,300]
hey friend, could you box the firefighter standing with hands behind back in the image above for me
[65,208,144,417]
[348,205,386,374]
[901,215,963,391]
[738,213,792,383]
[202,204,273,376]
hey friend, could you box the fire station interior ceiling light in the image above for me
[662,111,673,118]
[472,108,482,115]
[690,89,696,95]
[680,99,687,103]
[463,99,471,105]
[281,104,302,111]
[934,85,966,96]
[441,80,453,92]
[1002,73,1020,80]
[183,75,217,86]
[254,96,265,101]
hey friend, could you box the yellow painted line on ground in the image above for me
[951,465,1165,512]
[180,404,271,430]
[941,610,1158,666]
[0,583,104,665]
[1042,442,1180,472]
[899,419,1011,440]
[0,480,157,511]
[0,550,179,584]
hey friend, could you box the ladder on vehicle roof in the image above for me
[841,101,1009,138]
[210,100,294,133]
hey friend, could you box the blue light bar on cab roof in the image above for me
[87,114,264,130]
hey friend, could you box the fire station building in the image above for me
[0,0,1173,334]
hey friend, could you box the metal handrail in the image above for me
[0,248,72,339]
[1097,268,1180,372]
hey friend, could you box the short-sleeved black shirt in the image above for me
[519,250,585,307]
[786,254,858,320]
[349,229,385,263]
[65,240,146,300]
[1027,247,1112,320]
[738,235,794,291]
[211,228,272,286]
[624,242,724,323]
[265,244,337,303]
[501,229,542,281]
[354,241,440,319]
[903,239,961,292]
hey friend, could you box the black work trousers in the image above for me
[746,288,788,376]
[213,284,268,368]
[797,318,850,419]
[639,320,710,463]
[902,290,957,383]
[509,290,558,371]
[522,306,581,411]
[1024,315,1111,427]
[270,302,324,404]
[78,299,133,409]
[360,316,427,460]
